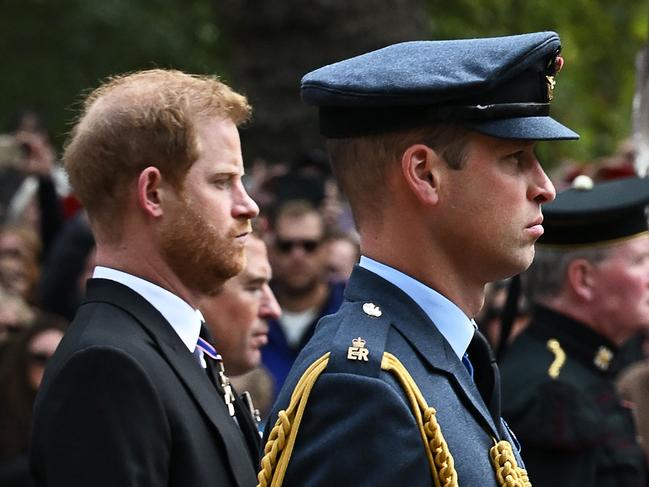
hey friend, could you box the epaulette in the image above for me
[324,300,391,378]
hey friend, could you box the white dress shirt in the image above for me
[92,266,204,353]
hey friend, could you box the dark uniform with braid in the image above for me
[502,306,647,486]
[501,176,649,487]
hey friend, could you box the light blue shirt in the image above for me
[92,266,204,354]
[359,256,475,359]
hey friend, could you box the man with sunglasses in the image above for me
[262,200,345,398]
[261,32,577,486]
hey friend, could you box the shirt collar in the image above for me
[359,256,475,359]
[92,266,203,352]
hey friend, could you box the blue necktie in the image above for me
[462,353,474,379]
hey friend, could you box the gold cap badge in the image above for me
[546,75,556,101]
[545,54,563,102]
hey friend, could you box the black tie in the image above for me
[467,329,502,427]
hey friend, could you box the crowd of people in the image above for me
[0,30,648,487]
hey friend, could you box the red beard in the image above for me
[160,194,250,295]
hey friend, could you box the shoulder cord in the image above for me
[258,352,530,487]
[258,353,331,487]
[546,339,566,379]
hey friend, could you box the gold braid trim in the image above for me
[258,353,331,487]
[257,351,531,487]
[546,339,566,379]
[381,352,458,487]
[489,440,531,487]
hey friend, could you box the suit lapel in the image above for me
[344,267,500,439]
[84,279,257,487]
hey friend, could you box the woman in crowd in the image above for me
[0,316,67,487]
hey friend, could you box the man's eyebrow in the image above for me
[211,169,241,179]
[245,275,269,285]
[506,140,534,150]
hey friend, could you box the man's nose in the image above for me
[259,284,281,320]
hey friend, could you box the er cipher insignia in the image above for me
[347,337,369,362]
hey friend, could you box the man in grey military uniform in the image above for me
[259,32,578,486]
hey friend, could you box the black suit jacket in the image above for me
[30,278,259,487]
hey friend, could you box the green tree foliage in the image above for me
[0,0,223,148]
[1,0,647,166]
[426,0,649,165]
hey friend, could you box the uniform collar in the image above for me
[529,305,618,375]
[359,256,475,359]
[92,266,203,352]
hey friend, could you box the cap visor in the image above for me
[468,116,579,141]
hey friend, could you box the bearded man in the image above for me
[30,69,261,487]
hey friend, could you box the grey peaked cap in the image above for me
[301,31,579,140]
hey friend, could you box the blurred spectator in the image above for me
[37,212,95,321]
[550,138,638,192]
[617,343,649,466]
[0,132,65,262]
[201,234,281,376]
[230,366,275,423]
[476,278,531,355]
[0,290,35,353]
[0,225,41,303]
[262,200,345,397]
[12,131,66,255]
[0,316,67,487]
[244,151,355,236]
[323,231,360,283]
[6,109,50,139]
[243,158,289,225]
[269,150,330,211]
[476,280,509,350]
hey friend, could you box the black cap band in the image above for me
[539,210,649,247]
[319,103,551,138]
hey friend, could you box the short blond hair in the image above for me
[64,69,251,232]
[327,124,469,226]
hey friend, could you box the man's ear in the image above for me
[137,166,165,218]
[400,144,441,206]
[566,259,596,301]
